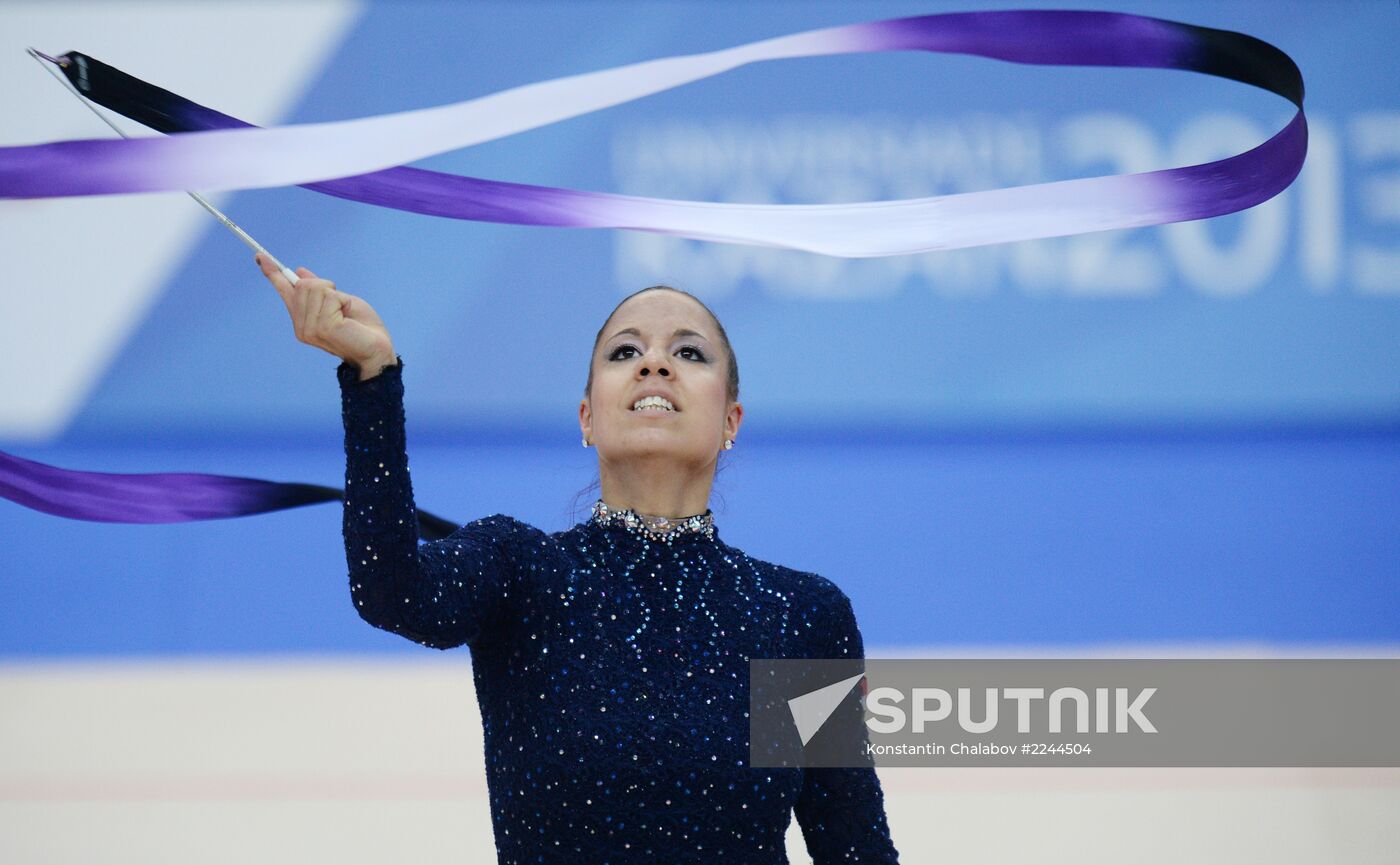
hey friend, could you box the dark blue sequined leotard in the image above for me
[338,359,900,865]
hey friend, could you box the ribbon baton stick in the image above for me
[26,47,300,285]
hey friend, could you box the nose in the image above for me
[637,346,672,378]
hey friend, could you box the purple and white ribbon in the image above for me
[0,9,1306,529]
[5,10,1305,257]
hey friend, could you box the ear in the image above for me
[579,397,593,442]
[724,401,743,441]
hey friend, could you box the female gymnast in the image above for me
[255,252,900,864]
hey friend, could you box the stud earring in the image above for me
[723,439,734,450]
[582,437,591,447]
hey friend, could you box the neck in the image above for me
[596,453,714,519]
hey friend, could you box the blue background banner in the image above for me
[2,0,1397,656]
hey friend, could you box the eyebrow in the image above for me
[606,326,710,344]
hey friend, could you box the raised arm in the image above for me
[338,359,535,650]
[794,581,901,864]
[255,253,537,650]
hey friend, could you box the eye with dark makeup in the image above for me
[607,344,708,362]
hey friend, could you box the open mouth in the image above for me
[632,396,677,413]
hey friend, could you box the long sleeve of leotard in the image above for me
[794,581,902,864]
[337,357,538,651]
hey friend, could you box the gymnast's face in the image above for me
[580,289,741,468]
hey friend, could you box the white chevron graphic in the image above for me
[787,671,866,747]
[0,0,363,441]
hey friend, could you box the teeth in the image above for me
[633,395,675,412]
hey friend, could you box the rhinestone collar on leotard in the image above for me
[589,499,716,544]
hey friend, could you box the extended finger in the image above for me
[255,253,294,308]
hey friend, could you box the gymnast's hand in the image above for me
[255,253,397,381]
